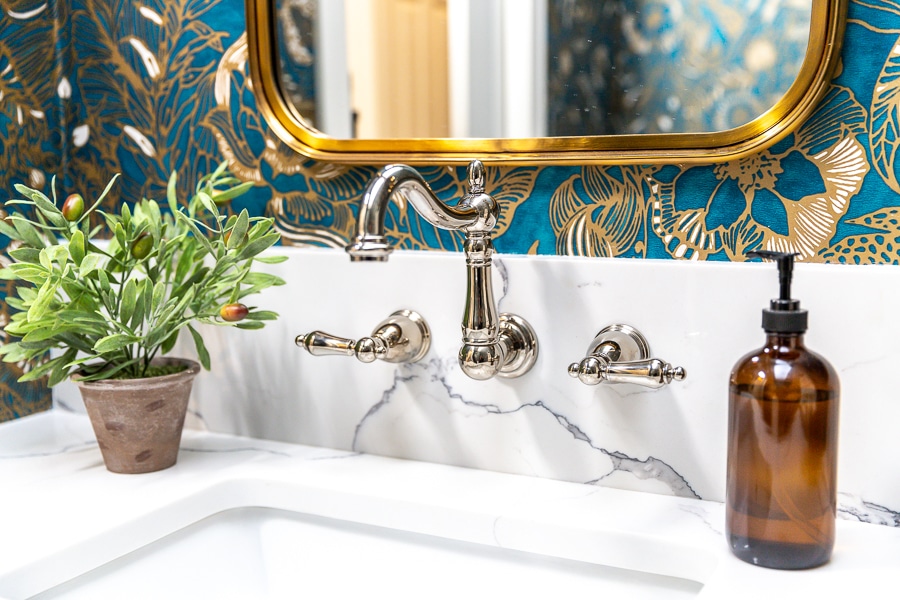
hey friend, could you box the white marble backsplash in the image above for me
[53,247,900,526]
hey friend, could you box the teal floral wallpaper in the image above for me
[1,0,899,419]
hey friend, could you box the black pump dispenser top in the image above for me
[748,250,808,333]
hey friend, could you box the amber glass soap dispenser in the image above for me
[726,250,839,569]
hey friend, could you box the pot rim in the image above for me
[71,357,201,389]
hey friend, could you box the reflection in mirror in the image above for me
[274,0,812,140]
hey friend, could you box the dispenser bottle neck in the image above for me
[764,331,806,350]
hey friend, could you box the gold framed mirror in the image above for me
[245,0,847,165]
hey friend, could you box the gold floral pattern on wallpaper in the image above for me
[0,1,62,200]
[649,87,869,261]
[0,1,63,418]
[550,166,650,257]
[5,0,900,420]
[19,0,900,265]
[65,0,231,207]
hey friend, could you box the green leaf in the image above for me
[197,191,218,216]
[167,171,179,214]
[170,266,209,300]
[236,233,280,261]
[212,181,253,205]
[241,272,284,286]
[227,209,250,249]
[246,310,279,321]
[69,230,86,265]
[121,202,131,229]
[0,342,25,358]
[151,280,167,315]
[18,351,73,383]
[145,288,194,347]
[133,279,152,330]
[175,212,214,255]
[254,254,288,264]
[93,333,138,353]
[119,278,138,325]
[27,277,59,321]
[235,321,265,330]
[0,217,19,239]
[15,185,68,228]
[48,349,79,387]
[114,222,126,251]
[212,160,228,178]
[79,253,104,277]
[97,210,120,237]
[145,199,162,232]
[160,329,180,355]
[56,309,109,328]
[78,358,142,382]
[0,343,34,363]
[4,295,25,310]
[173,243,197,284]
[187,324,211,370]
[97,267,112,292]
[22,323,75,342]
[81,173,121,223]
[10,247,44,266]
[10,215,45,248]
[38,247,52,270]
[45,245,69,267]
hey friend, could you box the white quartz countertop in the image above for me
[0,411,897,599]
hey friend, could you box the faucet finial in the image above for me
[459,161,498,234]
[467,160,485,193]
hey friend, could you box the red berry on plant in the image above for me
[220,303,249,322]
[62,194,84,221]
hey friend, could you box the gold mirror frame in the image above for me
[245,0,847,166]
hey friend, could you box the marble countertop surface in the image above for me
[0,411,897,599]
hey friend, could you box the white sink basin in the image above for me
[32,505,703,599]
[5,414,899,600]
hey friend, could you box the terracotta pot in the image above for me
[73,358,201,474]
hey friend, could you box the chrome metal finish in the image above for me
[347,160,538,380]
[346,164,486,262]
[568,324,686,389]
[296,309,431,364]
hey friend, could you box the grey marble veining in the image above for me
[51,247,900,527]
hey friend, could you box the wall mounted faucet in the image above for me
[568,324,686,389]
[297,310,431,364]
[346,160,538,380]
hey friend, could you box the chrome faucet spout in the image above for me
[346,164,486,262]
[345,160,538,380]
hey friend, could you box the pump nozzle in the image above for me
[747,250,807,333]
[748,251,798,301]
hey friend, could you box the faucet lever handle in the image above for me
[569,357,686,389]
[568,324,686,389]
[296,310,431,364]
[297,330,359,358]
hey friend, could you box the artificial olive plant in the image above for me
[0,163,285,384]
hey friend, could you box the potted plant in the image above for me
[0,163,285,473]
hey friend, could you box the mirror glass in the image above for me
[273,0,813,140]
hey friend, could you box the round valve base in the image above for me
[497,313,539,378]
[588,324,652,362]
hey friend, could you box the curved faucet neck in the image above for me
[345,162,498,261]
